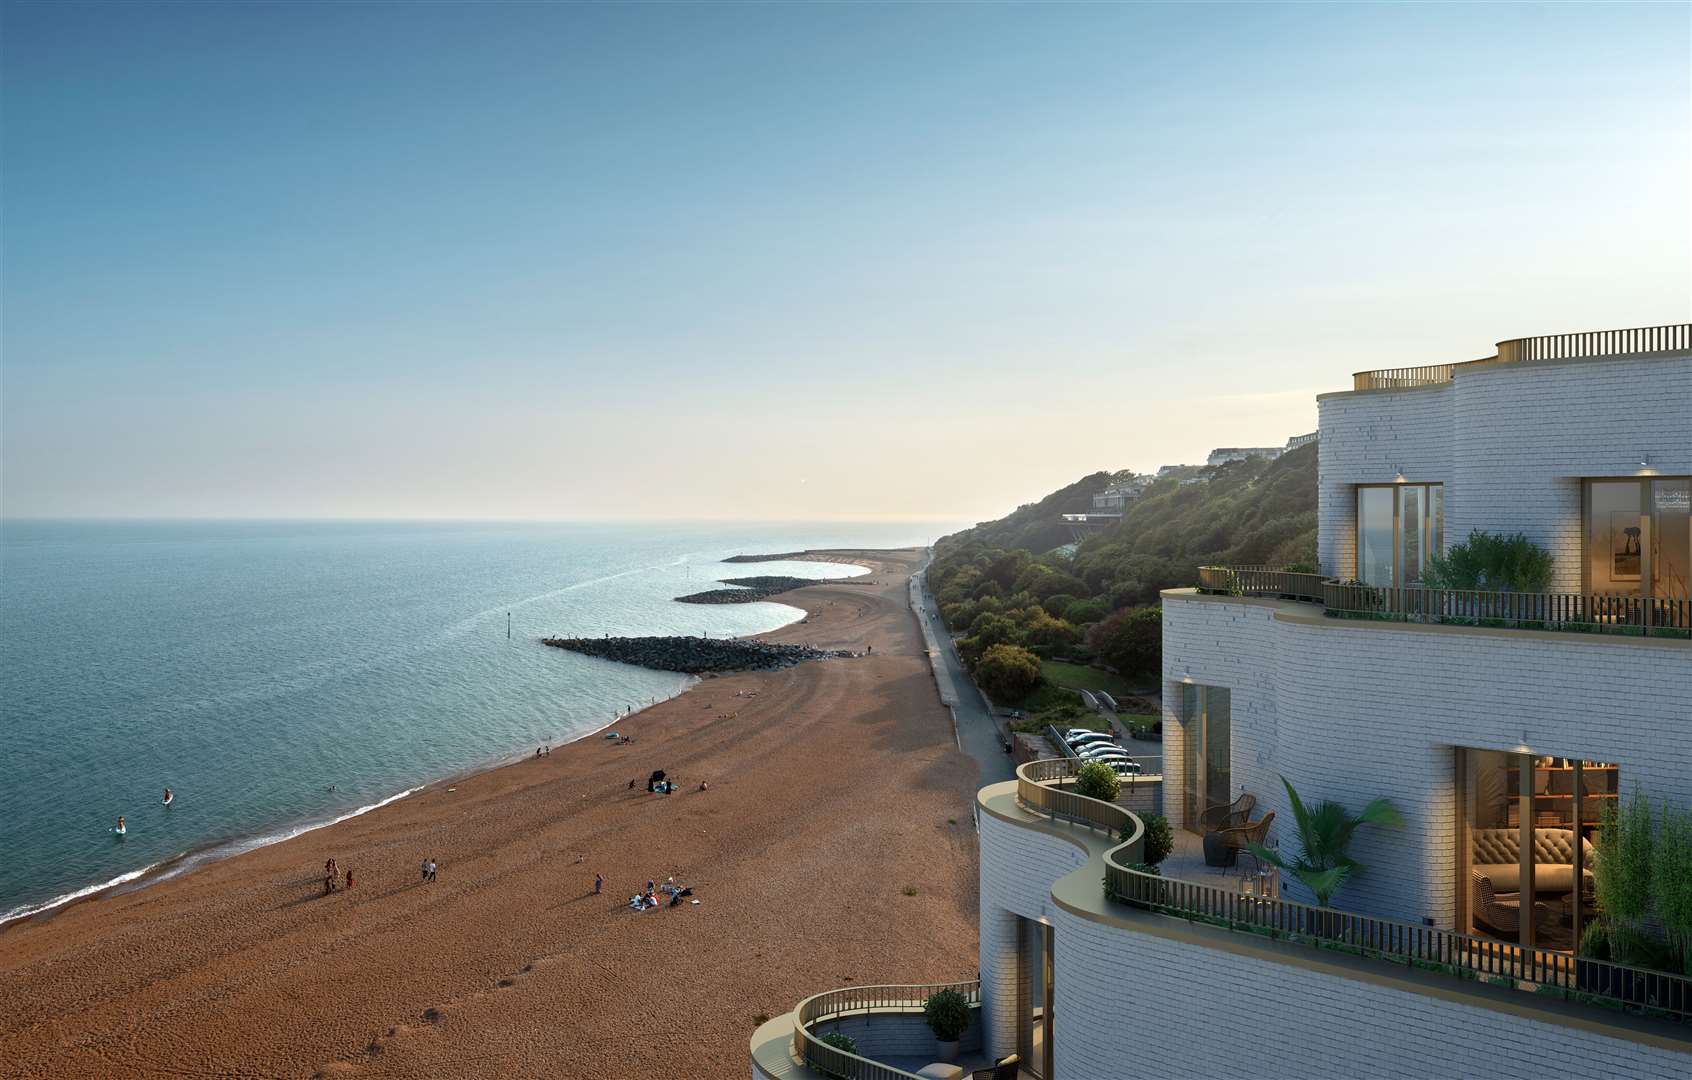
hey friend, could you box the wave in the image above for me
[0,859,166,927]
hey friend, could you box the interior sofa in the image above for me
[1470,827,1595,895]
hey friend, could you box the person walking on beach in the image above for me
[594,873,603,895]
[345,867,354,891]
[427,858,438,882]
[420,857,429,882]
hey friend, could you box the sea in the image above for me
[0,518,956,925]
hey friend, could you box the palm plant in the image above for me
[1247,776,1403,908]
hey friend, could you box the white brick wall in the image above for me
[977,808,1089,1061]
[1162,593,1692,925]
[1317,352,1692,587]
[1050,905,1691,1079]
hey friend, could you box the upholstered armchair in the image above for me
[1471,871,1554,940]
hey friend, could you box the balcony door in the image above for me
[1357,483,1444,588]
[1181,684,1231,834]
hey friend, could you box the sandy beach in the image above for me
[0,548,982,1078]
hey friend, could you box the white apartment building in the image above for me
[754,325,1691,1080]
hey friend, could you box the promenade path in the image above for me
[910,566,1014,787]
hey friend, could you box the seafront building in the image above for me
[752,324,1692,1080]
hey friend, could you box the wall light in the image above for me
[1393,468,1406,483]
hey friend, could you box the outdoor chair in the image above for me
[971,1054,1020,1080]
[1214,811,1275,870]
[1199,792,1256,832]
[1471,871,1554,941]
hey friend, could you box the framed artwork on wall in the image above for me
[1611,511,1642,580]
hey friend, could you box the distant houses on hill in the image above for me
[1066,432,1319,539]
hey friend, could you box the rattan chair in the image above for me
[1214,810,1275,864]
[1199,792,1257,831]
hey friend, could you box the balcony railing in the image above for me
[1195,565,1328,603]
[1109,863,1692,1024]
[1322,581,1692,635]
[1017,758,1146,858]
[1194,567,1692,638]
[1014,761,1692,1028]
[793,980,981,1080]
[1497,323,1692,364]
[1353,322,1691,391]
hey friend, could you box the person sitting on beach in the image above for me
[699,781,709,792]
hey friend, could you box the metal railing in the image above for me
[1322,581,1692,635]
[1109,863,1692,1023]
[1196,565,1328,603]
[1352,323,1690,391]
[1352,363,1459,391]
[793,980,981,1080]
[1194,567,1691,637]
[1498,323,1692,363]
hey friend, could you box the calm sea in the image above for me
[0,519,952,923]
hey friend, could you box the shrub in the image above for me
[818,1031,858,1056]
[1140,813,1174,866]
[1247,776,1403,907]
[922,989,971,1042]
[974,643,1043,701]
[1074,761,1120,802]
[1653,800,1692,973]
[1424,530,1553,593]
[1593,788,1653,938]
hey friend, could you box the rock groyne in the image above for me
[542,635,848,674]
[674,575,821,605]
[721,552,808,564]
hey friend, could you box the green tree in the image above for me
[968,612,1022,649]
[1086,606,1161,675]
[974,643,1042,701]
[1074,761,1120,802]
[1594,788,1654,940]
[1247,776,1403,907]
[1042,593,1079,619]
[1062,598,1108,624]
[1021,609,1080,649]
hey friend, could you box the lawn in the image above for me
[1041,660,1138,698]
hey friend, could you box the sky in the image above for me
[2,2,1687,524]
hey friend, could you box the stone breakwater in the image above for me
[674,576,821,605]
[541,635,850,674]
[721,552,808,563]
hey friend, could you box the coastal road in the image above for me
[911,569,1014,786]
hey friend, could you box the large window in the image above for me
[1180,684,1231,834]
[1356,483,1444,587]
[1457,748,1614,952]
[1585,477,1692,601]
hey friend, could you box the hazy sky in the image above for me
[3,2,1687,523]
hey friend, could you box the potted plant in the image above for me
[922,988,970,1062]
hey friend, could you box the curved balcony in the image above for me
[1352,322,1691,391]
[752,980,986,1080]
[1015,757,1146,892]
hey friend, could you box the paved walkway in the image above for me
[910,568,1015,787]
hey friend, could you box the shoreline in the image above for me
[0,545,977,1079]
[0,551,868,933]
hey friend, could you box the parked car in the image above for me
[1066,732,1114,748]
[1078,745,1130,761]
